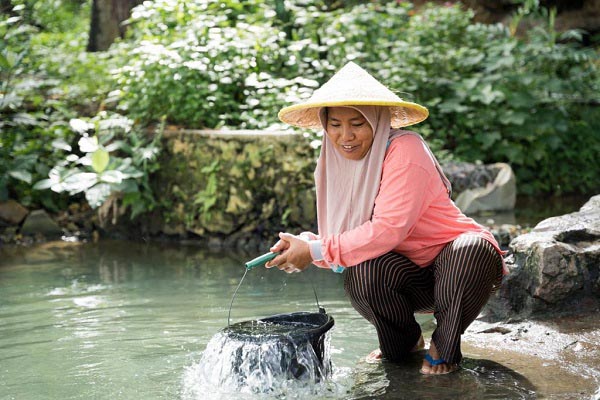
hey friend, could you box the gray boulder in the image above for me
[454,163,517,214]
[20,210,63,238]
[485,194,600,320]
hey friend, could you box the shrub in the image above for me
[34,112,162,220]
[1,1,119,208]
[2,0,599,207]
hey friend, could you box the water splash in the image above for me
[182,328,335,399]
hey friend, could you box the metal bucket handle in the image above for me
[227,252,323,326]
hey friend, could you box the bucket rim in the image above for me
[223,310,334,342]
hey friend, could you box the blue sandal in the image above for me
[421,353,458,374]
[424,353,446,366]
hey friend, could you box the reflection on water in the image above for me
[0,240,595,399]
[471,194,590,227]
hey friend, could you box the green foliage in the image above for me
[34,113,162,219]
[376,5,600,195]
[111,0,324,130]
[0,1,120,209]
[111,0,599,195]
[1,0,599,216]
[4,0,88,32]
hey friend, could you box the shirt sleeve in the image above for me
[320,139,438,267]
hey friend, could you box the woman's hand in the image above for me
[265,232,312,273]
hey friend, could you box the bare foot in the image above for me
[365,348,383,363]
[420,340,458,375]
[365,335,425,363]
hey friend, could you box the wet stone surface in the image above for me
[461,313,600,400]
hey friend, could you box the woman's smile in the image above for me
[326,107,374,161]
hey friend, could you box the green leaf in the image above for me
[79,136,99,153]
[85,183,112,209]
[105,140,125,152]
[0,53,11,69]
[477,132,502,149]
[438,99,469,113]
[8,170,32,183]
[116,180,138,193]
[33,179,54,190]
[52,139,72,152]
[63,172,98,194]
[99,170,124,184]
[91,149,110,173]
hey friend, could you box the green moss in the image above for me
[153,130,317,239]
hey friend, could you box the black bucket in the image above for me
[221,308,335,383]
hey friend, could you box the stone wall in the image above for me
[146,129,516,249]
[1,129,517,249]
[148,129,318,248]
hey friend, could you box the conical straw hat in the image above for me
[278,62,429,129]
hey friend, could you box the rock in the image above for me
[163,223,187,237]
[20,210,63,238]
[207,237,223,249]
[0,200,29,225]
[454,163,517,214]
[487,223,530,248]
[485,195,600,320]
[443,161,497,193]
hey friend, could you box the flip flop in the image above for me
[420,353,458,375]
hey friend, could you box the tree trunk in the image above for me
[87,0,142,52]
[0,0,14,15]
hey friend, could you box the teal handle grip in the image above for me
[245,252,279,270]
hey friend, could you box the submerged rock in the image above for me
[486,195,600,320]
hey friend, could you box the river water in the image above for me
[0,240,598,399]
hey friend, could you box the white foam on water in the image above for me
[181,330,348,399]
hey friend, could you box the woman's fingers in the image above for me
[266,233,292,268]
[269,238,288,252]
[265,250,288,268]
[265,232,310,272]
[282,264,300,273]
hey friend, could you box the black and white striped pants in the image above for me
[344,234,503,364]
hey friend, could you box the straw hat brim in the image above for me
[278,62,429,129]
[278,100,429,129]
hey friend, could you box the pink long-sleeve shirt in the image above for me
[311,134,503,269]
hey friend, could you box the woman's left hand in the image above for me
[265,232,312,273]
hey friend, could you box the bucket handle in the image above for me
[228,252,322,326]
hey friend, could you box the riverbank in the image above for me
[463,313,600,399]
[2,194,590,250]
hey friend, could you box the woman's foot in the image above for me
[365,335,425,363]
[365,348,383,363]
[420,340,458,375]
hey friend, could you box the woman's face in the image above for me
[325,107,374,161]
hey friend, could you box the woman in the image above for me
[265,62,505,375]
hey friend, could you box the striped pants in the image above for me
[344,234,503,364]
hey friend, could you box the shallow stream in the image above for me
[1,240,598,399]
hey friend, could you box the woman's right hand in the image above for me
[269,237,290,254]
[265,232,312,273]
[264,236,291,270]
